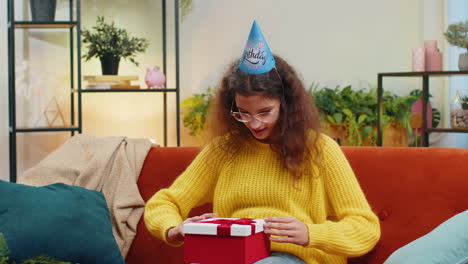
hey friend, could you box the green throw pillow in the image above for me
[384,210,468,264]
[0,181,124,264]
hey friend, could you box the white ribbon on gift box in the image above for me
[183,218,265,237]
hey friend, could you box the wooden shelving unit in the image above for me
[377,71,468,147]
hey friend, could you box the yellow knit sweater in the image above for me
[144,134,380,264]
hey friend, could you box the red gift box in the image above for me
[183,218,270,264]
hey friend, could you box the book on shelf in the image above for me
[84,75,140,89]
[83,75,139,81]
[85,84,141,89]
[109,84,140,89]
[87,80,131,86]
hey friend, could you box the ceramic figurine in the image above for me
[145,66,166,89]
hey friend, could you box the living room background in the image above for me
[0,0,465,181]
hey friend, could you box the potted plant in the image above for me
[181,83,439,147]
[444,20,468,71]
[81,16,149,75]
[308,84,442,147]
[30,0,56,22]
[180,86,215,142]
[309,84,377,146]
[380,91,419,146]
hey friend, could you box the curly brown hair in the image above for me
[204,55,321,177]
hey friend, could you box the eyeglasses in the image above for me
[229,66,283,123]
[230,102,277,123]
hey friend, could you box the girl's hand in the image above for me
[167,213,218,243]
[263,217,309,246]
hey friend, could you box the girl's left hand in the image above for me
[263,217,309,246]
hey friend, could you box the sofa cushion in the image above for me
[383,210,468,264]
[0,180,124,264]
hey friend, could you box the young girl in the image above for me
[144,21,380,264]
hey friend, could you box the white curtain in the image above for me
[445,0,468,148]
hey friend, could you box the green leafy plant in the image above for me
[444,20,468,52]
[180,83,441,147]
[381,91,419,131]
[0,233,9,264]
[82,16,149,66]
[308,84,444,146]
[309,84,378,146]
[0,233,70,264]
[461,92,468,110]
[180,86,215,137]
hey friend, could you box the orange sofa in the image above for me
[125,146,468,264]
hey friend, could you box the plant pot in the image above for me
[383,122,408,147]
[321,122,349,146]
[30,0,57,22]
[100,55,120,75]
[361,127,377,146]
[458,53,468,71]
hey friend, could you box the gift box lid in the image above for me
[183,218,265,237]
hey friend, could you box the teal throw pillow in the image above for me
[384,210,468,264]
[0,181,124,264]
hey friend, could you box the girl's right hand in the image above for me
[167,212,218,243]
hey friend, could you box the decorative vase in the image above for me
[410,99,433,135]
[412,47,425,72]
[424,40,443,71]
[450,89,468,129]
[458,53,468,71]
[30,0,57,22]
[100,55,120,75]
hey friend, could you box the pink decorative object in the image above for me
[424,40,442,71]
[424,40,437,53]
[411,99,433,135]
[426,50,442,71]
[412,47,425,72]
[145,66,166,89]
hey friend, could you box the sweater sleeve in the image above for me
[306,135,380,257]
[144,139,226,247]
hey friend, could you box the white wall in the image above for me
[180,0,423,97]
[179,0,427,146]
[2,0,463,181]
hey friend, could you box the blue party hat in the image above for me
[239,20,275,75]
